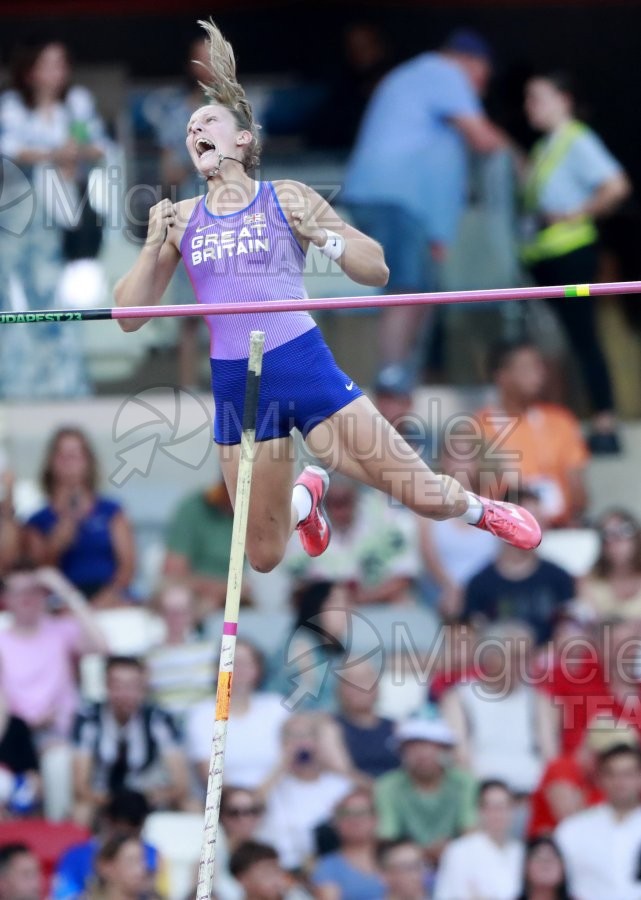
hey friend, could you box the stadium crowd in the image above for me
[0,406,634,898]
[0,15,640,900]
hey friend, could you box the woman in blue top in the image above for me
[521,72,631,454]
[24,427,136,605]
[312,787,386,900]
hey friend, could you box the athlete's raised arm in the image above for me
[274,180,389,288]
[113,198,186,332]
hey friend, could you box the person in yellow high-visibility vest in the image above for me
[521,71,631,454]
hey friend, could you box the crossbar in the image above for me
[0,280,639,325]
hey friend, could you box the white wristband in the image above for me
[318,230,345,261]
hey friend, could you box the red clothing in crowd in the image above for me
[429,664,481,704]
[539,654,641,754]
[528,754,603,836]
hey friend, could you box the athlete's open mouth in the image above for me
[195,138,217,158]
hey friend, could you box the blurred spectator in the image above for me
[24,427,135,607]
[579,509,641,620]
[52,790,164,900]
[542,619,641,755]
[0,694,40,818]
[428,622,480,705]
[0,843,42,900]
[0,39,109,399]
[528,713,639,837]
[146,581,215,727]
[285,479,420,605]
[376,840,429,900]
[0,565,106,747]
[142,35,208,199]
[221,786,266,857]
[555,744,641,900]
[433,779,524,900]
[343,29,507,376]
[520,72,631,454]
[515,836,571,900]
[420,430,499,616]
[271,581,351,712]
[373,366,433,463]
[477,341,589,527]
[334,661,400,779]
[213,786,269,900]
[304,22,393,150]
[229,841,312,900]
[72,656,190,826]
[163,482,241,617]
[186,639,289,791]
[0,472,21,579]
[84,833,159,900]
[142,35,209,389]
[257,713,353,870]
[311,787,386,900]
[441,622,558,795]
[374,718,477,866]
[0,819,93,892]
[532,599,591,673]
[463,490,575,644]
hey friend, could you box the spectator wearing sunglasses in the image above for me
[579,510,641,620]
[214,787,267,900]
[221,787,266,855]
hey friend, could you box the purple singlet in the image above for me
[180,181,316,359]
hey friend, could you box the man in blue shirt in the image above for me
[342,29,507,378]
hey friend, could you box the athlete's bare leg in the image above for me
[306,395,542,551]
[305,394,468,519]
[219,394,540,573]
[218,437,297,572]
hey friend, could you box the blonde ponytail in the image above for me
[197,18,261,170]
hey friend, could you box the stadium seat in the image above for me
[93,607,166,655]
[79,653,107,703]
[0,819,90,889]
[40,742,74,822]
[202,603,439,667]
[377,662,431,721]
[142,811,204,900]
[244,563,293,612]
[538,528,600,577]
[203,609,294,660]
[352,603,440,655]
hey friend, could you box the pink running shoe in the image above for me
[474,496,542,550]
[295,466,331,557]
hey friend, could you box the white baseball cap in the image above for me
[394,717,457,749]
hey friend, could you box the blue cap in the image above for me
[443,28,493,62]
[374,364,415,397]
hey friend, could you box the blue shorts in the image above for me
[210,327,364,445]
